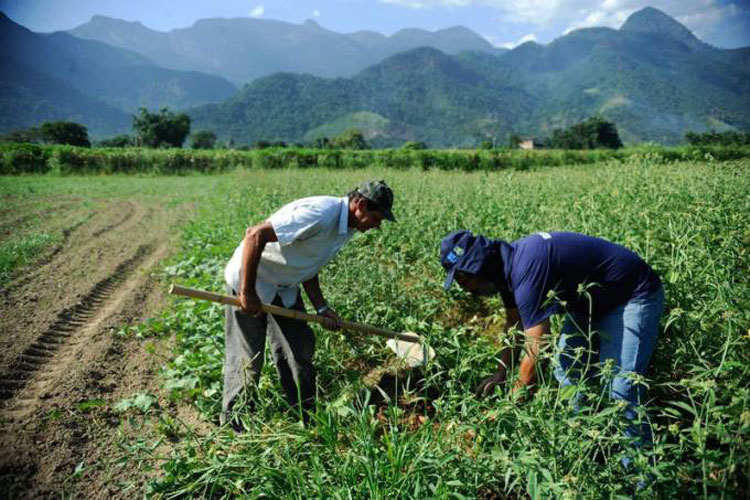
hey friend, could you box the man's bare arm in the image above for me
[239,221,277,315]
[302,275,341,331]
[475,307,523,398]
[302,274,326,311]
[514,319,551,391]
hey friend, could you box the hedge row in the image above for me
[2,143,748,175]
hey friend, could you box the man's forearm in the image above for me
[496,317,522,373]
[497,341,521,374]
[302,275,326,310]
[240,225,270,296]
[517,357,538,387]
[302,275,342,331]
[514,320,549,390]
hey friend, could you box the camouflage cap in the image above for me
[358,180,396,222]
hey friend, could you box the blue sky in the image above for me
[2,0,748,48]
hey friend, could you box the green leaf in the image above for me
[527,470,539,500]
[133,393,157,412]
[668,400,698,416]
[76,399,106,411]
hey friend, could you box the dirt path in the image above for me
[0,196,201,498]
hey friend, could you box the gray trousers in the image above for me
[221,287,316,424]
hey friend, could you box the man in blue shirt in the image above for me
[440,230,664,445]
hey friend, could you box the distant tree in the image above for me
[595,119,623,149]
[479,140,493,150]
[330,129,369,150]
[190,130,217,149]
[254,139,287,149]
[311,137,330,149]
[547,117,623,149]
[401,141,427,150]
[685,131,699,144]
[132,107,190,148]
[39,121,90,147]
[685,130,750,146]
[507,132,522,149]
[0,128,40,144]
[98,135,134,148]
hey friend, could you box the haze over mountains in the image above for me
[69,16,502,85]
[0,12,236,136]
[1,7,748,145]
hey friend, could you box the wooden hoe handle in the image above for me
[169,284,420,343]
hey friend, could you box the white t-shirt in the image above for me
[224,196,354,307]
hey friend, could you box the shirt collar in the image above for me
[338,197,349,235]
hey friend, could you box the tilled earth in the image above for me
[0,196,200,498]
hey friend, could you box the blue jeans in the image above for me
[553,285,665,445]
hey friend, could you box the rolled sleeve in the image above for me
[269,205,324,246]
[515,283,560,330]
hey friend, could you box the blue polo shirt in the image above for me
[501,232,662,330]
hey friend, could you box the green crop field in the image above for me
[2,157,749,497]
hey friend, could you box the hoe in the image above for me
[169,284,435,367]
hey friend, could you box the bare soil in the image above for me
[0,196,203,498]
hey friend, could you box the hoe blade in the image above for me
[386,338,435,368]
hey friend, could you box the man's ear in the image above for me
[354,196,367,210]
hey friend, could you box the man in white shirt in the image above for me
[222,180,395,427]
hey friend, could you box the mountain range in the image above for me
[190,7,750,146]
[1,7,748,144]
[68,16,502,85]
[0,12,236,136]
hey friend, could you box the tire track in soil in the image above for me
[0,197,206,498]
[2,202,135,297]
[0,237,186,499]
[0,201,145,371]
[0,243,154,415]
[0,200,81,238]
[90,209,133,238]
[1,219,87,296]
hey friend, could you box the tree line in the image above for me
[0,108,376,151]
[685,131,750,146]
[0,109,217,150]
[2,110,747,150]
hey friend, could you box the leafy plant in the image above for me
[114,393,158,414]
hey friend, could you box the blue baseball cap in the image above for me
[440,230,472,290]
[440,230,502,290]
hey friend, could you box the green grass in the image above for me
[0,232,59,285]
[5,158,748,497]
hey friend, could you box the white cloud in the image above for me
[249,5,265,18]
[676,4,736,39]
[380,0,740,40]
[601,0,622,10]
[499,32,538,48]
[563,8,634,34]
[312,9,321,18]
[379,0,470,9]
